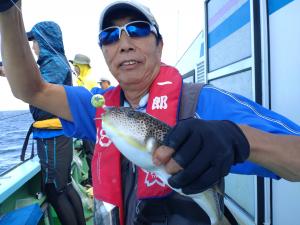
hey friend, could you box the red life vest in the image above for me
[92,64,182,225]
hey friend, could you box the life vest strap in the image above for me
[20,124,35,161]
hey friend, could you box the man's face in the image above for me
[74,65,80,76]
[100,80,109,89]
[101,17,163,88]
[32,40,40,57]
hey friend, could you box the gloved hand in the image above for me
[0,0,19,12]
[163,118,250,194]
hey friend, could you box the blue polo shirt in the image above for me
[60,85,300,179]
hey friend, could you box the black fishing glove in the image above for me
[0,0,19,12]
[164,118,250,194]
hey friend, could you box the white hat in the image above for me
[99,0,159,31]
[99,77,110,82]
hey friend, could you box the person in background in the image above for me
[70,53,99,186]
[0,61,5,76]
[25,21,86,225]
[70,53,98,90]
[98,77,114,91]
[1,1,300,225]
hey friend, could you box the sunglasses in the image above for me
[99,21,157,46]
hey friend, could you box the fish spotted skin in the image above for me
[103,107,170,148]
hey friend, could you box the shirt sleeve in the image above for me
[196,85,300,179]
[90,87,106,95]
[60,85,96,142]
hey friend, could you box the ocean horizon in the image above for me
[0,110,34,175]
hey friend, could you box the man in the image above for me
[70,53,98,90]
[0,61,5,76]
[98,77,113,90]
[1,1,300,225]
[25,21,86,225]
[70,53,98,185]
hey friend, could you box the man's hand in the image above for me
[153,118,250,194]
[0,0,19,12]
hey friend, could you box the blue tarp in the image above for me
[0,204,43,225]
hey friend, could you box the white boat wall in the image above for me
[175,0,300,224]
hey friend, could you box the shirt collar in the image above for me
[124,93,149,111]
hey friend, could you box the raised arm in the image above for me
[241,125,300,181]
[0,2,72,121]
[153,119,300,194]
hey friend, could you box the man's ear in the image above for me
[157,40,164,59]
[159,39,164,48]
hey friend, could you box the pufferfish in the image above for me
[102,107,230,225]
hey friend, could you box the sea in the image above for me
[0,110,34,175]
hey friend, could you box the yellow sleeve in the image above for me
[77,76,98,90]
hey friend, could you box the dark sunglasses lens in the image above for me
[126,22,151,37]
[99,28,120,45]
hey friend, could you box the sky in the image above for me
[0,0,203,111]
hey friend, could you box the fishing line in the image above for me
[5,0,102,107]
[8,0,84,83]
[0,111,30,121]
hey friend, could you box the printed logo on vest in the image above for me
[96,128,112,147]
[152,96,168,110]
[144,171,166,187]
[157,81,173,86]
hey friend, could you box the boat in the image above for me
[1,0,300,224]
[0,138,94,225]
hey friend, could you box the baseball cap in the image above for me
[99,0,159,31]
[69,54,91,65]
[99,77,110,82]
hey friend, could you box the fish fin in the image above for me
[213,216,231,225]
[145,137,158,153]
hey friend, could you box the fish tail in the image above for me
[212,216,231,225]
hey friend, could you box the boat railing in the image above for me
[0,156,41,204]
